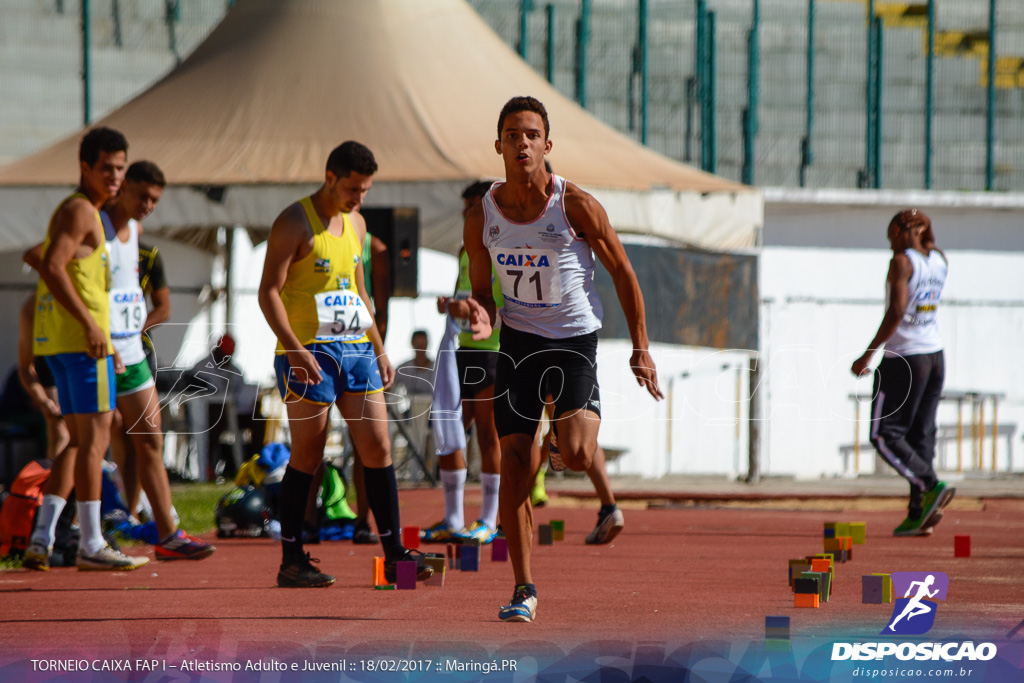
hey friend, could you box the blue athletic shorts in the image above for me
[45,353,116,415]
[274,341,383,405]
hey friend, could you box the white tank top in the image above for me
[884,248,946,358]
[481,175,603,339]
[104,216,148,365]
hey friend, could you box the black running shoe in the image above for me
[384,548,438,584]
[277,552,335,588]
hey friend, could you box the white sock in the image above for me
[440,468,466,531]
[30,494,67,549]
[77,500,106,555]
[479,472,501,531]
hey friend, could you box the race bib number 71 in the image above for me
[490,248,561,308]
[314,290,371,341]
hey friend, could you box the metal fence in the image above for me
[2,0,1023,192]
[471,0,1024,192]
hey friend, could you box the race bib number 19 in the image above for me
[109,287,146,339]
[490,248,561,308]
[314,290,371,341]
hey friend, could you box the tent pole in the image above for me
[224,226,234,329]
[519,0,532,61]
[638,0,649,144]
[82,0,91,125]
[576,0,590,107]
[985,0,997,190]
[546,4,555,83]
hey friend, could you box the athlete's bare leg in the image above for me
[586,445,615,507]
[72,411,115,502]
[499,433,542,586]
[119,386,175,538]
[551,409,600,472]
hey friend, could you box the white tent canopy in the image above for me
[0,0,762,254]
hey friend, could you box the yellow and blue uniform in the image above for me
[33,192,115,414]
[273,196,382,404]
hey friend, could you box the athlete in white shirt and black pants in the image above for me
[464,96,664,623]
[852,209,956,537]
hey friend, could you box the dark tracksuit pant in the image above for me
[869,351,944,519]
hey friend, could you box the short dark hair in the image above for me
[125,160,166,188]
[497,96,550,139]
[411,329,428,340]
[461,180,494,201]
[326,141,378,178]
[79,127,128,166]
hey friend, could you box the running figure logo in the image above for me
[882,571,949,635]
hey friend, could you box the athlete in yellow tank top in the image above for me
[276,196,368,351]
[20,127,151,572]
[33,192,112,357]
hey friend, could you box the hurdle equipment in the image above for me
[538,524,553,545]
[788,560,812,587]
[374,584,396,590]
[396,561,417,589]
[801,571,830,602]
[373,557,386,587]
[765,615,790,640]
[954,535,971,558]
[862,575,884,604]
[492,537,509,562]
[446,543,456,570]
[850,522,866,545]
[823,522,837,539]
[424,556,446,586]
[794,577,819,595]
[550,520,565,541]
[794,593,820,608]
[871,573,893,602]
[402,526,420,550]
[460,544,480,571]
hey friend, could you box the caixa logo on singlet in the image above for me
[882,571,949,635]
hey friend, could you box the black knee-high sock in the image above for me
[363,464,402,558]
[279,466,313,562]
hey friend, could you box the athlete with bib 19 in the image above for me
[463,96,664,623]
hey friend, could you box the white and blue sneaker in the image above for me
[454,520,498,545]
[499,584,538,623]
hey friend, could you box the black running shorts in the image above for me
[455,347,498,399]
[493,324,601,438]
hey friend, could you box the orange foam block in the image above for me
[372,557,386,586]
[794,593,819,608]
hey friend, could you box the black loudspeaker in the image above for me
[362,207,419,298]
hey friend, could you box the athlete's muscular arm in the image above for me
[17,296,60,418]
[23,242,43,270]
[258,203,323,385]
[351,213,394,390]
[565,185,664,400]
[144,286,171,332]
[37,199,109,359]
[851,253,912,376]
[463,202,495,340]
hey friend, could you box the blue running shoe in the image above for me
[454,520,498,545]
[499,584,538,623]
[420,520,463,543]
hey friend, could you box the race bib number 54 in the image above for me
[109,287,146,339]
[315,290,371,341]
[490,248,561,308]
